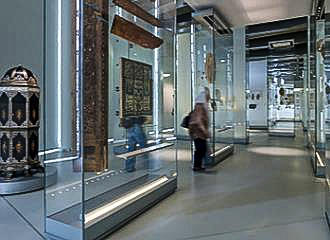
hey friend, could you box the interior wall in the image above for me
[247,60,268,127]
[0,0,43,76]
[43,0,73,151]
[0,0,73,152]
[0,0,48,148]
[60,0,73,150]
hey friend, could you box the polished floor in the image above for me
[108,132,329,240]
[0,132,329,240]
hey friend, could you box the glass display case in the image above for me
[315,19,326,177]
[190,9,234,168]
[43,1,177,239]
[247,59,268,130]
[325,12,330,228]
[267,57,297,137]
[308,15,318,170]
[308,16,326,177]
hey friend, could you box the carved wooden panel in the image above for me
[113,0,161,27]
[111,15,163,49]
[73,0,109,172]
[120,58,153,121]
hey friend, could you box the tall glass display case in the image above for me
[308,16,326,177]
[308,16,318,171]
[315,19,326,177]
[43,1,177,239]
[325,12,330,228]
[191,9,234,168]
[267,56,297,137]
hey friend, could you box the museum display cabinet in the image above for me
[266,55,310,137]
[308,16,318,171]
[246,59,268,130]
[307,16,327,177]
[314,19,327,177]
[267,67,298,137]
[325,12,330,229]
[263,29,309,137]
[190,9,234,167]
[43,0,177,239]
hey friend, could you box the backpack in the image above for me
[181,112,192,129]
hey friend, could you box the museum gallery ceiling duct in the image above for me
[0,66,42,179]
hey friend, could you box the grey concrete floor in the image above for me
[107,132,330,240]
[0,132,329,240]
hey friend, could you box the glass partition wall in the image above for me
[44,1,177,239]
[308,16,327,177]
[325,12,330,227]
[308,16,318,172]
[191,10,234,168]
[315,19,327,177]
[267,56,297,137]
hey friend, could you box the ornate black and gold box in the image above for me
[0,66,41,179]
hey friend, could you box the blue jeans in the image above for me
[125,124,147,172]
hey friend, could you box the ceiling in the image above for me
[185,0,314,27]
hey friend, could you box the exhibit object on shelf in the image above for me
[120,58,153,121]
[0,66,42,179]
[111,15,164,49]
[113,0,162,27]
[205,53,215,84]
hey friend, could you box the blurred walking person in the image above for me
[189,87,210,171]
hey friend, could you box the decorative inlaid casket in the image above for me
[0,66,41,179]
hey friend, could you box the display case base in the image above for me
[46,175,177,240]
[326,132,330,139]
[207,145,234,167]
[234,137,250,145]
[310,157,325,178]
[0,166,57,195]
[248,126,268,130]
[268,130,295,137]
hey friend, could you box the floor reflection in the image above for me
[248,146,306,157]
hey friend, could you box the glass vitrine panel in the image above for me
[267,56,297,137]
[43,1,84,239]
[44,0,177,239]
[191,9,234,168]
[309,16,317,164]
[315,19,326,176]
[324,12,330,224]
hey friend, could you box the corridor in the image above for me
[109,132,329,240]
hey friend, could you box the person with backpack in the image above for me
[188,87,210,171]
